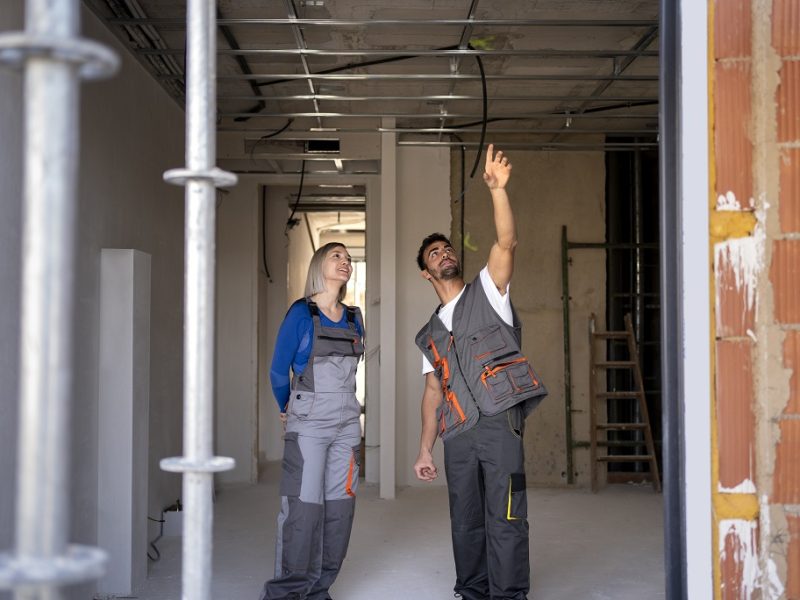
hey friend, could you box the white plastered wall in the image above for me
[215,180,259,484]
[0,4,186,598]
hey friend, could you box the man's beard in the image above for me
[435,262,461,280]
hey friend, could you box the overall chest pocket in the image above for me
[289,392,315,419]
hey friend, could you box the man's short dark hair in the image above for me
[417,233,452,270]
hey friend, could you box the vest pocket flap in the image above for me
[507,360,541,392]
[469,324,508,361]
[484,369,514,402]
[481,357,541,403]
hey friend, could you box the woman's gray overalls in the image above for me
[260,300,364,600]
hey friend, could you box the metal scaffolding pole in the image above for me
[160,0,236,599]
[0,0,118,598]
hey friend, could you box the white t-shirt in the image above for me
[421,266,513,374]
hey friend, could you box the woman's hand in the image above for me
[280,411,288,435]
[483,143,512,190]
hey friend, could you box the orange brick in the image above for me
[788,515,800,600]
[784,331,800,414]
[777,60,800,143]
[771,239,800,324]
[716,340,756,491]
[715,240,757,336]
[720,520,758,600]
[716,0,752,59]
[772,0,800,57]
[715,62,754,209]
[781,148,800,233]
[772,419,800,503]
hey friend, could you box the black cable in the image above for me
[147,515,165,562]
[580,100,658,114]
[249,118,294,161]
[460,143,466,265]
[453,135,466,265]
[254,45,461,90]
[285,160,306,236]
[261,185,272,282]
[468,44,488,179]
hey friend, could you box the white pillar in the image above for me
[97,249,151,597]
[379,118,397,499]
[678,1,712,597]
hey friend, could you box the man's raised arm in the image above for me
[483,144,517,294]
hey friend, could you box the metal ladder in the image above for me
[589,313,661,493]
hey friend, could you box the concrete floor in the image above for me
[138,465,665,600]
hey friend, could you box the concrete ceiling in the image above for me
[84,0,659,179]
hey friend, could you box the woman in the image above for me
[259,242,365,600]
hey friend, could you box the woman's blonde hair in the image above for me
[304,242,349,302]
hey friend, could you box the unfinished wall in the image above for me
[258,185,290,463]
[711,0,799,597]
[215,179,259,484]
[454,149,606,487]
[0,3,185,598]
[287,201,318,303]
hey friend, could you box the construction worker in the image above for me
[413,144,547,600]
[259,242,364,600]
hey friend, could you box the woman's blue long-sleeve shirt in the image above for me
[270,299,363,412]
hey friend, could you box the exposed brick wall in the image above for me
[771,0,800,597]
[712,0,760,594]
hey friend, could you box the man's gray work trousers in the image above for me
[444,405,530,600]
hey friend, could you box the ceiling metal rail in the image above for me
[548,26,660,143]
[219,111,658,119]
[284,0,322,128]
[396,141,658,147]
[106,18,659,27]
[229,128,659,135]
[438,0,480,140]
[138,47,659,58]
[198,73,660,82]
[218,94,660,102]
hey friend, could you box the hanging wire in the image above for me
[285,160,307,236]
[468,43,488,179]
[261,185,272,282]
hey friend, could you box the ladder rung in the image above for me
[596,440,648,447]
[593,332,628,339]
[594,361,636,368]
[597,423,647,430]
[597,455,655,462]
[595,391,643,399]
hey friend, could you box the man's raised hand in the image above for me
[483,143,512,190]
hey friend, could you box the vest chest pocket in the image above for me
[469,324,507,361]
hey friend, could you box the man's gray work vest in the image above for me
[415,274,547,441]
[292,300,364,394]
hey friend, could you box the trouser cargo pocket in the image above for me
[507,473,527,520]
[280,432,304,497]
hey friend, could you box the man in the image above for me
[413,144,547,600]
